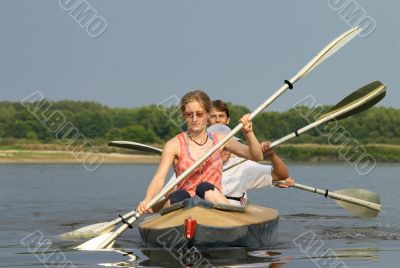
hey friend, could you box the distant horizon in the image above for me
[2,95,396,112]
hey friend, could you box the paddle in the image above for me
[282,182,381,218]
[223,80,386,171]
[75,27,361,250]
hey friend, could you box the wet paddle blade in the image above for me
[333,189,381,218]
[319,81,386,122]
[59,222,116,239]
[75,232,115,250]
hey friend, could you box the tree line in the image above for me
[0,100,399,146]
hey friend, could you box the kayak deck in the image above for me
[139,198,279,248]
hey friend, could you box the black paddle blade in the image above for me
[108,141,163,155]
[319,81,386,122]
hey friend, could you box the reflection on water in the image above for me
[1,163,400,267]
[4,244,399,268]
[138,247,284,267]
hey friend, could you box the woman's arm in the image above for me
[137,138,178,214]
[224,114,263,161]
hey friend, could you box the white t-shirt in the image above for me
[222,156,273,197]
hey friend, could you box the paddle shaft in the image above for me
[109,210,136,227]
[92,27,361,250]
[292,182,381,211]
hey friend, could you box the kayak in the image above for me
[138,197,279,249]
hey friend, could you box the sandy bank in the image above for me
[0,150,160,164]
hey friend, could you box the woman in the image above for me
[137,90,263,214]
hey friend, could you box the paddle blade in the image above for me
[333,189,381,218]
[319,81,386,122]
[59,222,116,240]
[109,141,163,155]
[293,26,361,83]
[75,232,115,250]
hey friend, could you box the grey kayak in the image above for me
[138,197,279,249]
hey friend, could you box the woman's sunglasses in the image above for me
[183,111,206,119]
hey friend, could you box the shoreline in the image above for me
[0,150,160,164]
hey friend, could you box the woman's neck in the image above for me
[187,129,208,146]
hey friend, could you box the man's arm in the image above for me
[262,141,294,188]
[269,152,289,181]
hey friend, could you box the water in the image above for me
[1,163,399,267]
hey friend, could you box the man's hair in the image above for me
[211,100,230,118]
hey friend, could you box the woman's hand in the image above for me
[274,177,295,188]
[240,114,253,135]
[224,113,263,161]
[136,199,153,215]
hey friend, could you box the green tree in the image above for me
[119,125,158,143]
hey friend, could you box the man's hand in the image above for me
[274,177,295,188]
[261,141,274,157]
[220,148,232,163]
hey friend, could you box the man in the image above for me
[208,100,294,206]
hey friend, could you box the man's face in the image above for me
[208,108,230,125]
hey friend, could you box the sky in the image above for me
[1,0,399,111]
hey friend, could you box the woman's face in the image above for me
[183,101,208,132]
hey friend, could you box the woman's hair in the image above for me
[180,90,211,113]
[211,100,230,118]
